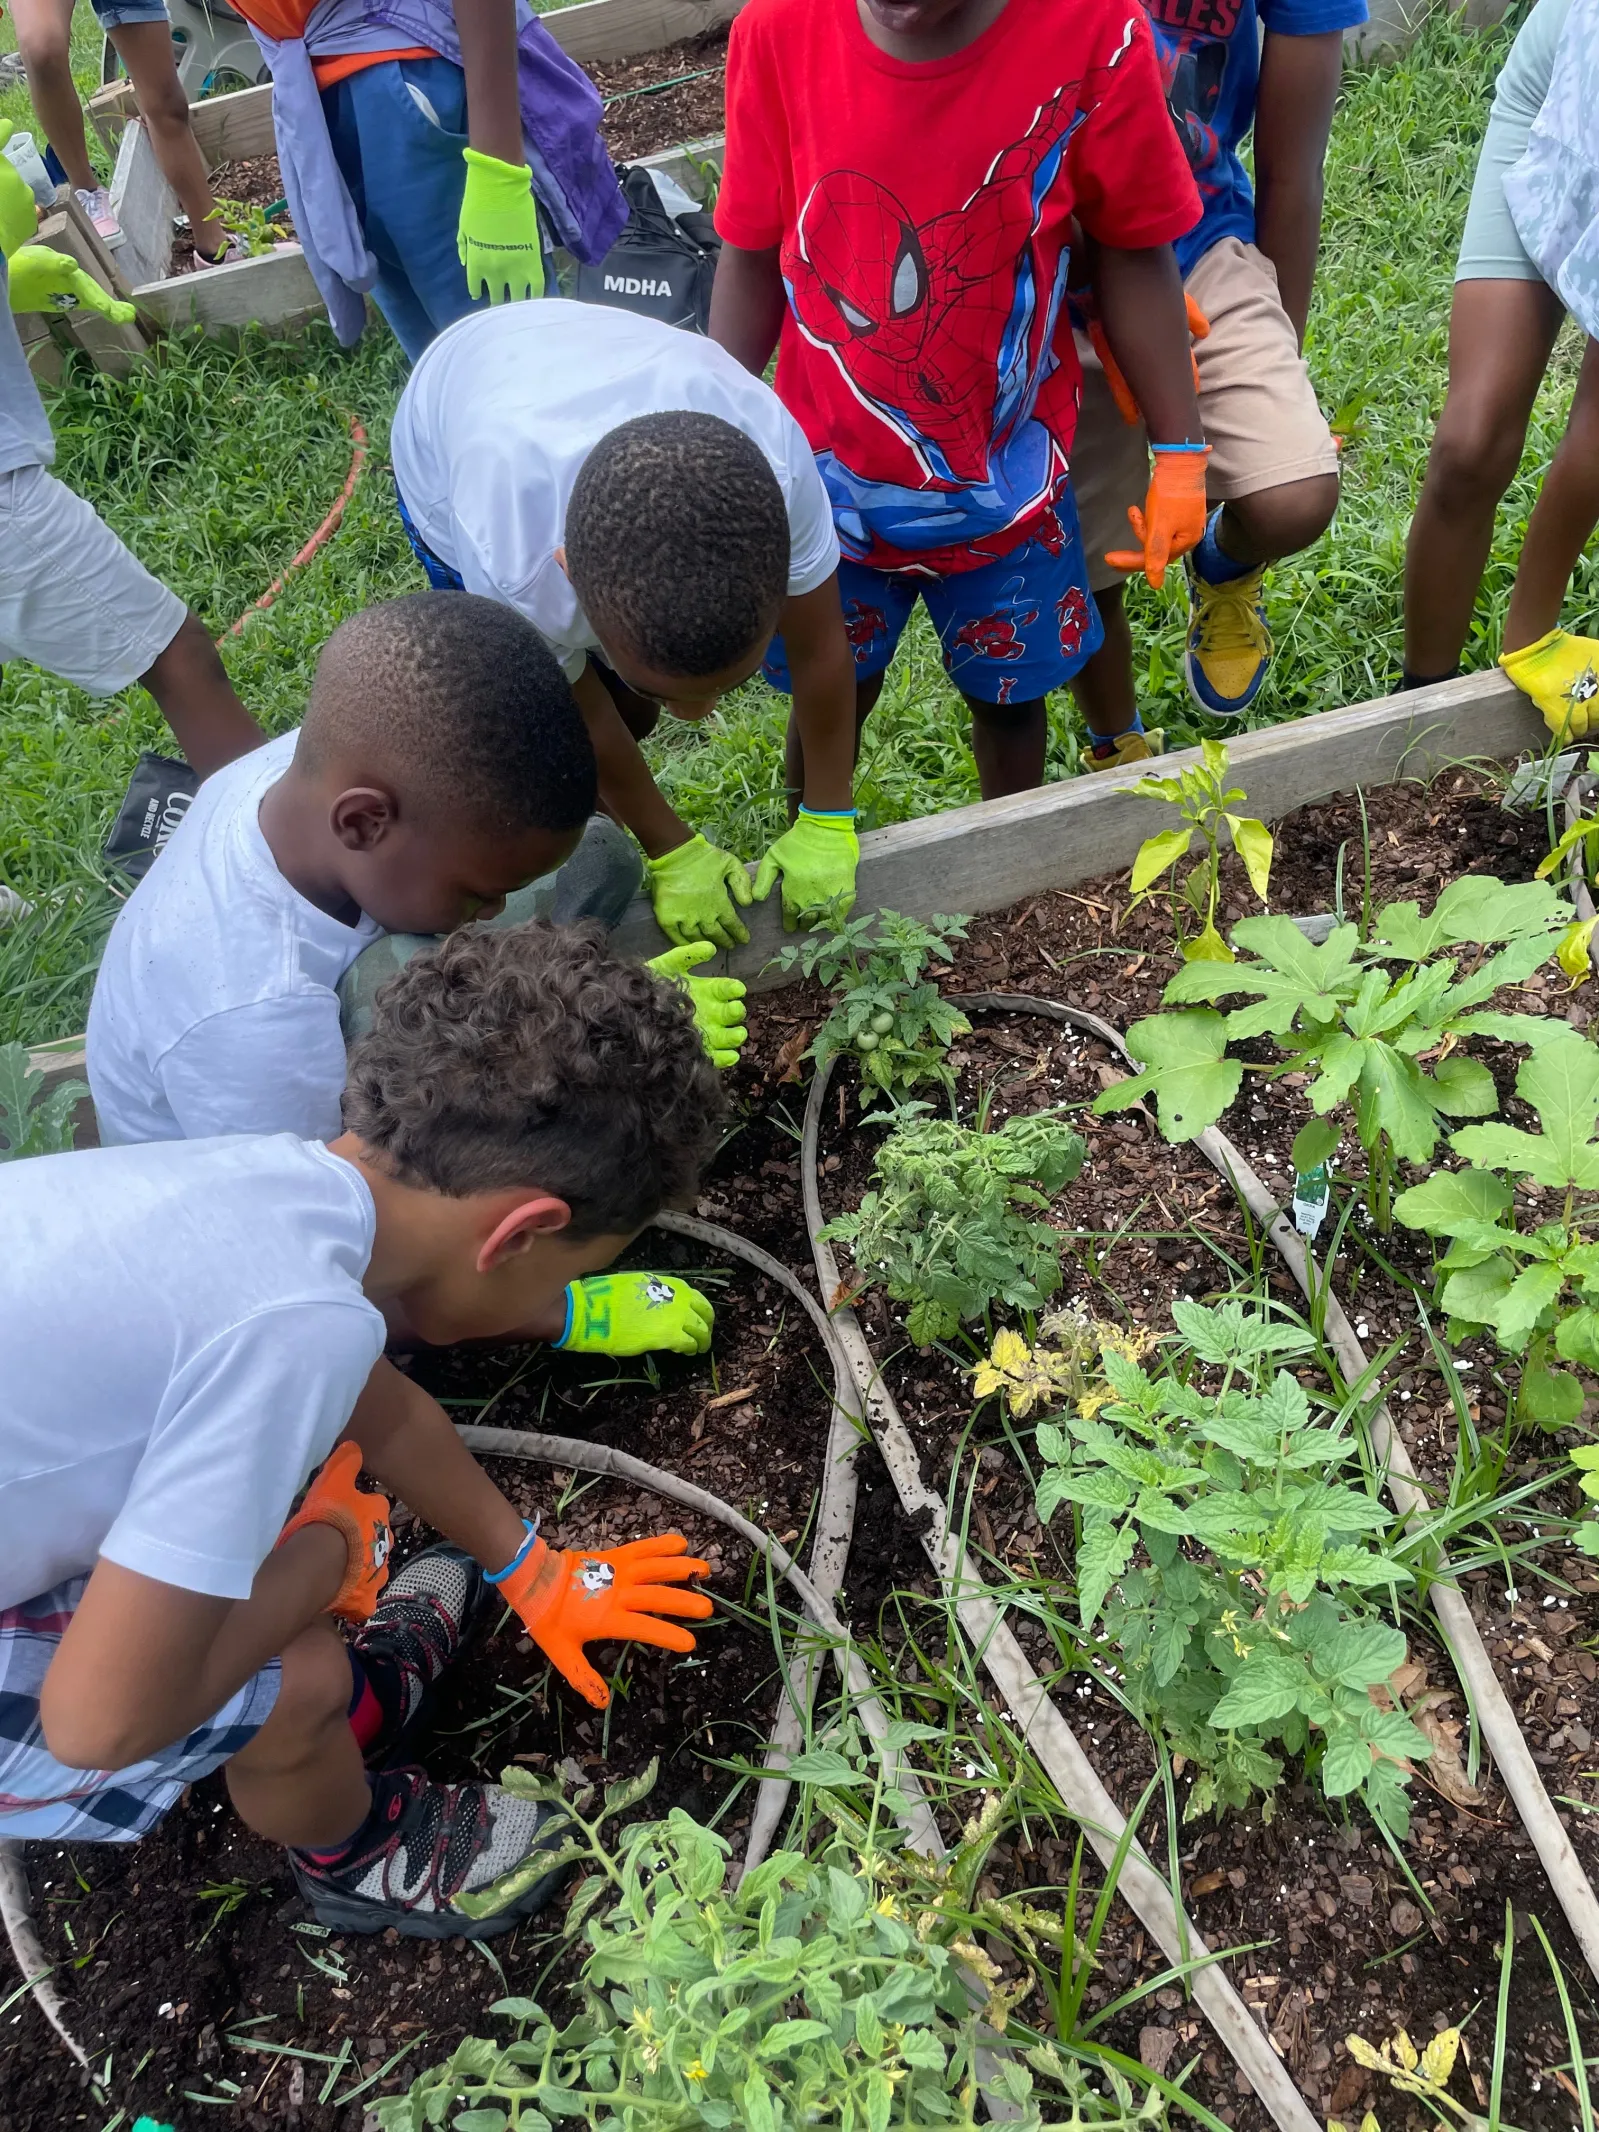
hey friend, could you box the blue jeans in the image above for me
[321,55,485,362]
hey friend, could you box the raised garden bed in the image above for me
[14,676,1599,2131]
[591,26,727,162]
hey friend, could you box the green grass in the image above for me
[0,1,111,181]
[2,8,1593,1048]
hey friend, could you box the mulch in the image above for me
[6,765,1599,2132]
[169,154,297,278]
[589,30,727,164]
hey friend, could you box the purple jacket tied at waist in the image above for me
[251,0,625,345]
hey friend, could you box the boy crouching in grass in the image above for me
[1,926,721,1936]
[87,588,743,1361]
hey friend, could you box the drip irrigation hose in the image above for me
[801,1055,1323,2132]
[955,990,1599,1990]
[646,1214,864,1884]
[221,411,368,639]
[0,1843,84,2069]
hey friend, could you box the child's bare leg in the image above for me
[11,0,98,194]
[225,1617,370,1849]
[783,673,879,819]
[1503,336,1599,655]
[964,692,1047,799]
[1070,586,1138,739]
[140,610,262,775]
[1404,278,1565,681]
[109,22,228,257]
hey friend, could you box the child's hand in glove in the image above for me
[1104,444,1212,590]
[753,808,859,930]
[457,149,544,303]
[1088,293,1211,427]
[1500,629,1599,739]
[276,1442,393,1622]
[645,833,754,950]
[492,1528,713,1707]
[558,1273,714,1357]
[8,245,136,323]
[645,942,748,1068]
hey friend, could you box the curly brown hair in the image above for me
[342,921,726,1235]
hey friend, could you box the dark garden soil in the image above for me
[589,30,727,163]
[8,765,1599,2131]
[170,154,297,277]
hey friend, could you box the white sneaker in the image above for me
[74,185,124,250]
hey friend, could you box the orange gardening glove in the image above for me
[276,1441,393,1622]
[1088,293,1211,426]
[1104,443,1212,590]
[492,1526,713,1708]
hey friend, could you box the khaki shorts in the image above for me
[1072,237,1339,595]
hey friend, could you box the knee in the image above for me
[15,24,71,80]
[258,1622,352,1761]
[1225,474,1339,561]
[1425,395,1528,510]
[141,72,192,130]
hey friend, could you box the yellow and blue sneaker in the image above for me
[1079,724,1165,774]
[1185,511,1272,717]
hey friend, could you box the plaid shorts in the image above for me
[0,1579,280,1844]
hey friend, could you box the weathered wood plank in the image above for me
[607,671,1546,982]
[187,80,279,164]
[132,240,324,331]
[544,0,742,64]
[14,307,66,386]
[109,121,177,292]
[87,78,140,154]
[34,209,151,375]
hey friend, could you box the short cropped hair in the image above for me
[343,920,725,1235]
[565,412,790,679]
[300,592,596,836]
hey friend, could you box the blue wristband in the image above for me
[798,806,858,820]
[1151,440,1209,453]
[487,1516,541,1584]
[554,1282,577,1350]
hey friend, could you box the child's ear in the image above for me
[553,544,570,582]
[478,1193,573,1274]
[331,786,400,852]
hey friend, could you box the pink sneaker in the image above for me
[74,185,124,250]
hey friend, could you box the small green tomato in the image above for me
[870,1012,895,1036]
[856,1031,880,1053]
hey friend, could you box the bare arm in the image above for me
[344,1358,528,1575]
[1093,242,1204,446]
[1252,29,1344,348]
[40,1527,345,1770]
[778,576,857,811]
[709,240,787,376]
[455,0,525,164]
[571,661,695,859]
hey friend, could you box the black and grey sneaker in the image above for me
[290,1767,570,1939]
[350,1543,492,1765]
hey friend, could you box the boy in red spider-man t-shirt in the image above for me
[710,0,1205,798]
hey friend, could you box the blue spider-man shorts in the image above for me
[395,482,465,592]
[763,503,1104,708]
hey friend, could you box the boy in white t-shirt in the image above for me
[389,300,862,952]
[88,590,743,1361]
[0,924,722,1936]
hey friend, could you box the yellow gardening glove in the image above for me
[457,148,544,303]
[645,942,748,1069]
[0,157,36,257]
[752,808,859,930]
[557,1273,715,1356]
[1500,629,1599,740]
[645,833,754,951]
[7,245,135,323]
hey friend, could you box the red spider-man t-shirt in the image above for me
[715,0,1200,576]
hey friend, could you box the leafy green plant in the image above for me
[378,1758,1168,2132]
[772,910,971,1108]
[1012,1299,1426,1831]
[1127,738,1273,964]
[820,1107,1085,1344]
[1096,875,1572,1228]
[0,1042,86,1159]
[209,192,292,257]
[1393,1033,1599,1428]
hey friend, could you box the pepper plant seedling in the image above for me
[1126,737,1273,964]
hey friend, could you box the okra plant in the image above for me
[771,909,971,1109]
[1005,1300,1427,1832]
[1394,1032,1599,1427]
[1096,874,1573,1228]
[1126,738,1273,964]
[0,1042,86,1160]
[820,1106,1086,1345]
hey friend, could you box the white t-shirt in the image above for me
[389,300,841,680]
[0,1134,386,1608]
[88,729,380,1148]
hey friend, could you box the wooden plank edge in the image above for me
[544,0,743,64]
[131,244,325,333]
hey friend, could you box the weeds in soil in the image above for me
[1127,740,1273,965]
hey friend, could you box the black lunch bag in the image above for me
[573,163,721,335]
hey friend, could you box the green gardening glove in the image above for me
[1500,628,1599,740]
[458,148,544,303]
[752,807,860,931]
[8,244,136,323]
[646,942,749,1069]
[645,833,755,951]
[558,1273,714,1357]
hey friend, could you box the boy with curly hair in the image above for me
[1,923,722,1936]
